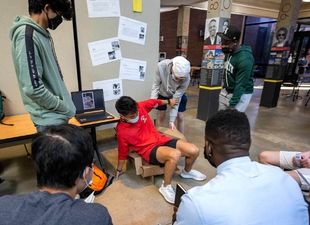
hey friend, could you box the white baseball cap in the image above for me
[172,56,190,78]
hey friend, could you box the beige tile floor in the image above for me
[0,82,309,225]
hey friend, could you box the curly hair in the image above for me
[205,109,251,151]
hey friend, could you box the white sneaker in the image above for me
[159,182,175,204]
[180,169,207,181]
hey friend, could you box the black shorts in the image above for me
[149,139,178,166]
[156,94,187,112]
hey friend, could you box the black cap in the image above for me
[218,25,241,41]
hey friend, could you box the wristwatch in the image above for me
[167,99,171,105]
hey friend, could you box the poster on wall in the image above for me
[119,58,147,81]
[92,78,123,101]
[87,0,120,18]
[271,26,290,50]
[88,37,122,66]
[118,16,147,45]
[204,17,220,45]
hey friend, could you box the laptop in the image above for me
[71,89,114,124]
[174,183,187,207]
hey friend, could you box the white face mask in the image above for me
[80,167,93,193]
[127,112,139,124]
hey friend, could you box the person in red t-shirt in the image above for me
[115,96,206,204]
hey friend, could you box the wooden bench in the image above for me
[127,127,186,182]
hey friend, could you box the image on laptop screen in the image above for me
[71,89,105,114]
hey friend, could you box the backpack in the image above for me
[0,90,13,126]
[79,164,114,199]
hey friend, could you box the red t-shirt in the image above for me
[116,99,171,162]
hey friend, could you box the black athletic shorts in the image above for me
[149,139,178,166]
[156,94,187,112]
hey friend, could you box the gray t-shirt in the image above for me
[0,191,113,225]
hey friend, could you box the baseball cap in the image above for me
[218,25,241,41]
[172,56,190,78]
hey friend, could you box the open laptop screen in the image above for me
[71,89,105,114]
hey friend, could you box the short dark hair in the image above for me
[115,96,138,116]
[31,124,94,189]
[28,0,73,20]
[205,109,251,151]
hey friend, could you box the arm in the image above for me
[116,128,129,177]
[139,99,177,113]
[170,79,190,123]
[15,36,70,114]
[174,194,202,225]
[150,65,161,99]
[229,55,254,107]
[116,160,126,178]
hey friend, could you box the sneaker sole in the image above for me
[159,188,175,204]
[180,173,207,181]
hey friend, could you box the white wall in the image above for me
[74,0,160,115]
[0,0,160,117]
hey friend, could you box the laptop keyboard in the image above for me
[76,112,112,123]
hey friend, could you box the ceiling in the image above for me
[160,0,205,7]
[161,0,308,11]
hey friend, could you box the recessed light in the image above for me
[303,0,310,2]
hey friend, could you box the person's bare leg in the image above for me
[156,110,166,128]
[258,151,280,166]
[175,140,199,172]
[176,112,185,134]
[156,146,181,186]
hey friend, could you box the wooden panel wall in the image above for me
[159,10,178,59]
[187,8,206,66]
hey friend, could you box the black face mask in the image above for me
[221,47,232,54]
[47,14,63,30]
[204,145,217,168]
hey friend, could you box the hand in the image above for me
[169,122,176,130]
[115,170,123,180]
[169,98,178,107]
[300,152,310,168]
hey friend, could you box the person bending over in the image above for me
[115,96,206,204]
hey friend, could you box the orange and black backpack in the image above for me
[80,164,113,198]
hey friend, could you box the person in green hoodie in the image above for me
[218,25,254,112]
[10,0,76,132]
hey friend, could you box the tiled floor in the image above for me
[0,81,309,224]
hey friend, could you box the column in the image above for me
[197,0,232,120]
[176,6,190,57]
[260,0,302,107]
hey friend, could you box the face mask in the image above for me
[127,112,139,124]
[46,13,63,30]
[204,145,216,168]
[80,167,93,193]
[221,47,232,54]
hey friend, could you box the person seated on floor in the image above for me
[0,124,113,225]
[115,96,206,204]
[174,109,308,225]
[259,150,310,190]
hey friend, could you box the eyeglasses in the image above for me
[277,33,286,37]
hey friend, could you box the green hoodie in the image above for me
[9,16,75,126]
[224,45,254,107]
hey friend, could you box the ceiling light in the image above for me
[303,0,310,2]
